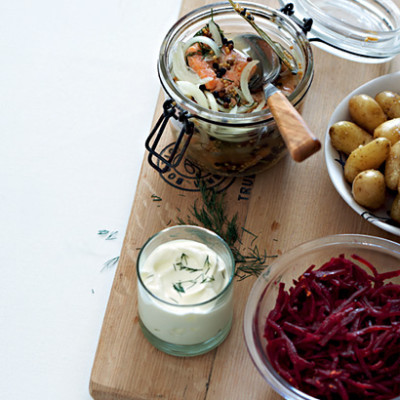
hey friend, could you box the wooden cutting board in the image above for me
[90,1,400,398]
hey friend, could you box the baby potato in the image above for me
[374,118,400,145]
[385,141,400,190]
[329,121,372,154]
[352,170,385,209]
[390,193,400,223]
[349,94,387,133]
[344,137,391,183]
[375,91,400,119]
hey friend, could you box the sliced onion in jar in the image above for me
[237,104,256,113]
[176,81,209,109]
[217,103,231,113]
[235,87,244,103]
[172,42,206,85]
[204,91,219,112]
[208,19,222,47]
[184,36,221,57]
[253,98,266,112]
[237,99,266,113]
[229,105,238,114]
[240,60,259,105]
[237,105,250,113]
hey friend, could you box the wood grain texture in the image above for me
[90,0,400,398]
[267,88,321,162]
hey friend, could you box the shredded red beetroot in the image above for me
[265,254,400,400]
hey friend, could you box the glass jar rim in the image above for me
[157,1,314,127]
[136,225,235,307]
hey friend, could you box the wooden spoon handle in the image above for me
[267,90,321,162]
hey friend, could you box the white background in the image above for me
[0,0,182,398]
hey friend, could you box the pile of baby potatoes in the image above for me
[329,90,400,222]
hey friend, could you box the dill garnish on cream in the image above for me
[140,240,229,305]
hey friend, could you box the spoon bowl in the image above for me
[234,33,281,90]
[234,33,321,162]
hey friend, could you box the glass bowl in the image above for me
[244,234,400,400]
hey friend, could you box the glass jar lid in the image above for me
[279,0,400,63]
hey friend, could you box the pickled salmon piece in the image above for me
[223,55,248,88]
[186,43,249,93]
[186,44,218,90]
[275,64,300,96]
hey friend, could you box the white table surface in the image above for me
[0,0,182,398]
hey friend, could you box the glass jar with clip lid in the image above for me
[145,0,400,177]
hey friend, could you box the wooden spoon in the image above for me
[234,34,321,162]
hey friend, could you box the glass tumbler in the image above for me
[137,225,235,356]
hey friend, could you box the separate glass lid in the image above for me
[279,0,400,62]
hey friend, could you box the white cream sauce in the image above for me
[138,239,233,345]
[140,239,229,305]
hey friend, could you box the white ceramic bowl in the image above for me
[324,71,400,236]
